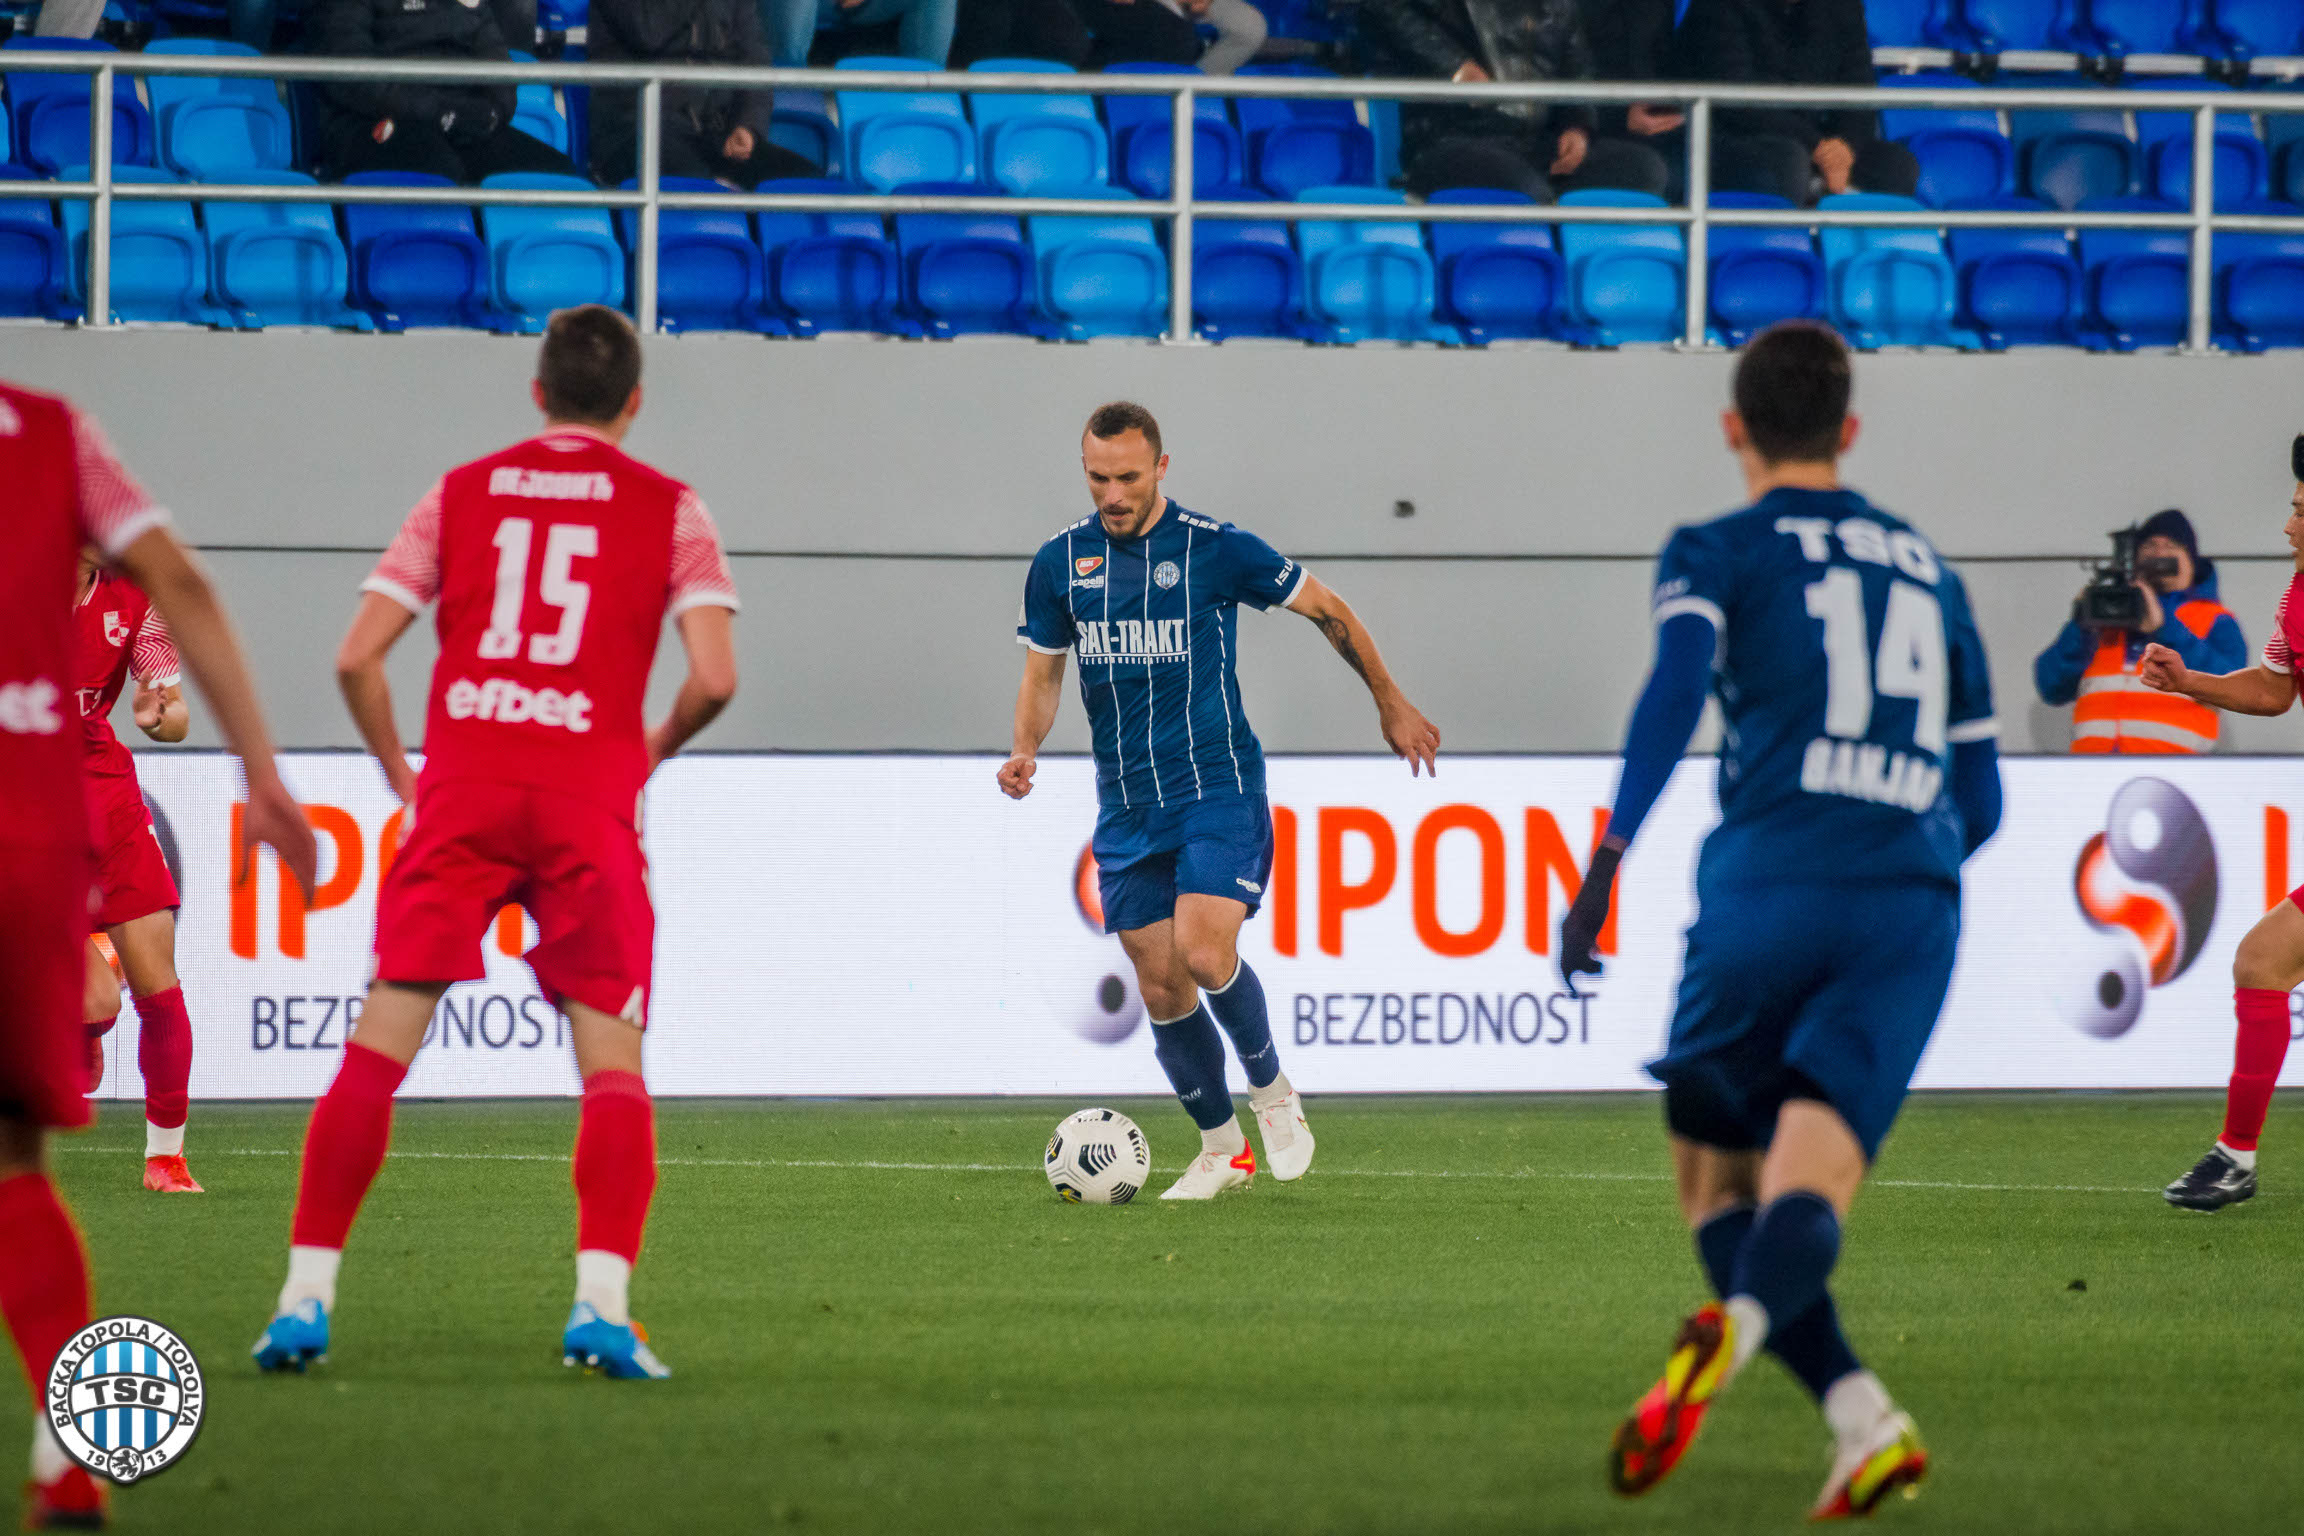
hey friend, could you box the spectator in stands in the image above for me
[950,0,1095,68]
[590,0,824,184]
[2035,510,2247,755]
[764,0,958,67]
[1581,0,1693,178]
[305,0,580,182]
[1361,0,1670,202]
[1046,0,1268,75]
[1670,0,1921,205]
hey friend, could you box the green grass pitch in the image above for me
[13,1091,2299,1535]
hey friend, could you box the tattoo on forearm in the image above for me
[1318,614,1372,683]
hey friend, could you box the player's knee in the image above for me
[1177,935,1237,991]
[83,958,120,1026]
[2234,921,2304,991]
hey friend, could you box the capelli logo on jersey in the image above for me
[2061,778,2218,1040]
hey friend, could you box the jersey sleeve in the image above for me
[1941,565,1998,746]
[130,606,181,689]
[1017,544,1076,655]
[2264,583,2293,674]
[1650,524,1734,661]
[360,484,444,613]
[668,489,740,618]
[70,407,171,558]
[1213,526,1309,612]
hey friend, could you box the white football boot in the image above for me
[1811,1407,1929,1520]
[1251,1085,1315,1181]
[1160,1138,1256,1200]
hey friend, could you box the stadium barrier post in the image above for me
[1683,95,1711,350]
[89,62,115,328]
[2186,103,2215,354]
[637,78,662,334]
[1167,83,1197,345]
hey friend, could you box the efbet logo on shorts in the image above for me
[47,1316,204,1485]
[2061,778,2218,1040]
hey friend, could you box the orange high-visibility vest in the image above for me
[2072,599,2228,754]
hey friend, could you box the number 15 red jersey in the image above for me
[364,426,738,824]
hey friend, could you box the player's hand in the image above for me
[240,768,317,900]
[386,755,420,811]
[132,683,164,734]
[1558,841,1623,997]
[645,721,676,778]
[2138,642,2190,694]
[1379,696,1440,777]
[998,754,1038,799]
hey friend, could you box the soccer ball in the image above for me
[1044,1109,1151,1205]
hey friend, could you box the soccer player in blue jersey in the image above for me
[1557,324,2003,1520]
[1001,401,1440,1200]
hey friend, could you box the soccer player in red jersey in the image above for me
[1,379,315,1530]
[72,548,208,1193]
[2141,438,2304,1211]
[252,307,739,1381]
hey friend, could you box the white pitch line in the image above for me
[52,1144,2154,1195]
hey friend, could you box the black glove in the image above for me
[1558,840,1624,997]
[442,102,502,147]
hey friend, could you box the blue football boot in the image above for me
[252,1299,329,1372]
[561,1302,671,1380]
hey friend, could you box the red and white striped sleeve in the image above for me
[71,406,171,558]
[667,488,739,618]
[130,606,182,689]
[361,483,445,613]
[2265,581,2294,675]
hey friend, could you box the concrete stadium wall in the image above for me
[10,328,2304,755]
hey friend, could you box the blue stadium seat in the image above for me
[2268,106,2304,206]
[507,51,570,155]
[2134,83,2266,207]
[1102,62,1242,198]
[4,38,153,175]
[1879,74,2015,208]
[1426,186,1565,344]
[145,39,293,181]
[200,169,367,329]
[2078,0,2207,56]
[1189,184,1306,340]
[1948,195,2084,348]
[539,0,588,31]
[967,60,1108,195]
[895,181,1035,336]
[836,56,975,193]
[1866,0,1953,46]
[341,171,500,331]
[1818,192,1962,347]
[1952,0,2091,52]
[560,43,591,174]
[478,171,624,329]
[0,168,72,319]
[1294,184,1451,343]
[1557,188,1684,345]
[2013,106,2138,209]
[616,176,773,334]
[1705,190,1823,345]
[770,91,840,178]
[2202,0,2302,60]
[1028,184,1165,338]
[1235,65,1376,199]
[2216,199,2304,350]
[58,164,224,324]
[755,177,903,336]
[2077,195,2189,349]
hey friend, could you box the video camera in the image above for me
[2074,525,2181,632]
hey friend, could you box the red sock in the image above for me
[134,985,193,1131]
[0,1173,92,1407]
[290,1044,407,1249]
[2221,988,2294,1153]
[573,1070,656,1263]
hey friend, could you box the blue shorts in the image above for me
[1092,793,1274,935]
[1651,880,1960,1162]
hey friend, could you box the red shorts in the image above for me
[0,839,96,1130]
[373,780,655,1026]
[88,776,178,930]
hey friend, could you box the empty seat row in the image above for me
[1868,0,2300,60]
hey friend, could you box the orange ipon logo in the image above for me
[229,801,526,961]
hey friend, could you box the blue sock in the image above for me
[1728,1191,1842,1337]
[1694,1204,1756,1296]
[1699,1200,1861,1400]
[1150,1004,1234,1131]
[1204,960,1279,1089]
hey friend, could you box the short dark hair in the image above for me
[1084,400,1161,459]
[537,305,642,424]
[1732,321,1852,465]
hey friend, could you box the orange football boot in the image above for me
[24,1465,108,1530]
[142,1154,203,1194]
[1608,1302,1737,1496]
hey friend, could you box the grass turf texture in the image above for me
[12,1091,2298,1535]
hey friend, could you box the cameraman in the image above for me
[2034,509,2246,754]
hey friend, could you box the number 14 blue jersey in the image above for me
[1656,486,1996,891]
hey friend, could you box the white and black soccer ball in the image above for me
[1044,1109,1151,1205]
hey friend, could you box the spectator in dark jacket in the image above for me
[590,0,823,185]
[1580,0,1686,144]
[306,0,579,183]
[1671,0,1919,204]
[950,0,1095,68]
[1363,0,1669,201]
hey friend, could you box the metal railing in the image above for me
[11,48,2304,350]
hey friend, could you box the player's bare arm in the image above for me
[2138,647,2297,716]
[1285,575,1440,776]
[336,590,423,807]
[645,604,738,772]
[114,525,317,896]
[1000,647,1067,799]
[134,681,187,742]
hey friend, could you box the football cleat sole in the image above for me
[1609,1303,1734,1497]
